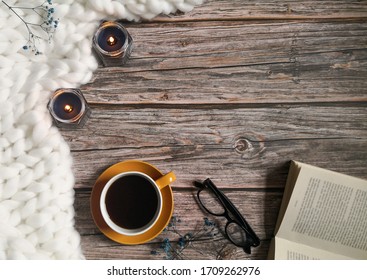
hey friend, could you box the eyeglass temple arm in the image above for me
[203,179,260,245]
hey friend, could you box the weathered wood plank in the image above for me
[74,189,282,259]
[63,105,367,189]
[83,21,367,104]
[154,0,367,21]
[124,21,367,63]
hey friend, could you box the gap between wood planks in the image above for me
[126,17,367,24]
[85,101,367,109]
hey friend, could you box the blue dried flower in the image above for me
[204,217,215,227]
[160,238,173,259]
[178,237,186,248]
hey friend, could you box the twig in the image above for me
[2,0,59,55]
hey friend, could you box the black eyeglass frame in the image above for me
[195,178,260,254]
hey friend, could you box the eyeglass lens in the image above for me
[226,222,250,247]
[198,187,225,215]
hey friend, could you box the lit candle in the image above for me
[48,88,90,128]
[93,21,133,67]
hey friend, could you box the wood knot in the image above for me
[234,138,251,153]
[180,40,189,47]
[233,134,265,159]
[160,93,169,100]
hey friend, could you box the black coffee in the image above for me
[105,174,159,230]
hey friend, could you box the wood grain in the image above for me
[82,21,367,104]
[64,0,367,259]
[154,0,367,21]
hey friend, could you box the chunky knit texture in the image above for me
[0,0,203,260]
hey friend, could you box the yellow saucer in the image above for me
[90,160,174,245]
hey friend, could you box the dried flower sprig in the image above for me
[152,216,229,260]
[2,0,59,55]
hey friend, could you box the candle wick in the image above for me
[107,36,117,46]
[64,104,73,113]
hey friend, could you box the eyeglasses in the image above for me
[194,178,260,254]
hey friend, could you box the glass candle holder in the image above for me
[93,21,133,67]
[48,88,91,129]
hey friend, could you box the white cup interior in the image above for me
[100,171,163,236]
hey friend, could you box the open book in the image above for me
[268,161,367,259]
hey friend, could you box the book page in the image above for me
[277,161,367,259]
[274,237,352,260]
[273,161,301,235]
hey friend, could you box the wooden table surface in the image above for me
[61,0,367,259]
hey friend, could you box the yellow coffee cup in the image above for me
[99,170,176,236]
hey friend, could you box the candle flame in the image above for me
[107,36,116,46]
[64,104,73,113]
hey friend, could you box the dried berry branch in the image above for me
[152,216,228,260]
[2,0,59,54]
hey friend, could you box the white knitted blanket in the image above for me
[0,0,202,259]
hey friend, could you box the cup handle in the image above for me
[155,171,176,190]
